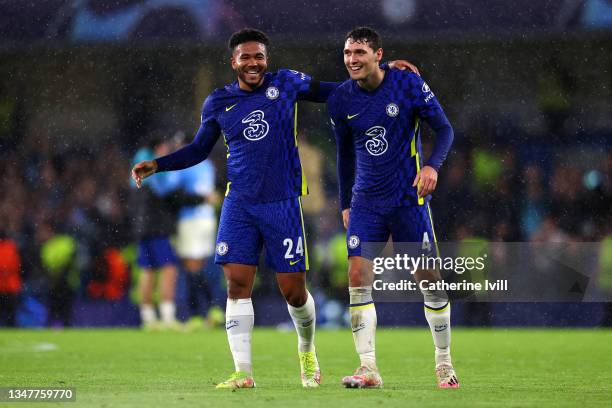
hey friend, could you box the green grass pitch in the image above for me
[1,328,611,407]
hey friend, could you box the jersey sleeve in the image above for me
[300,81,340,103]
[328,93,355,210]
[278,68,312,97]
[405,73,454,171]
[405,72,445,120]
[156,95,221,172]
[279,69,341,103]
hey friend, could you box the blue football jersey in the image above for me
[328,70,449,208]
[201,69,313,203]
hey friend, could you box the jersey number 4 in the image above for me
[284,237,304,259]
[242,110,269,141]
[422,232,431,251]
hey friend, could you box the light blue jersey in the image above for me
[131,147,177,197]
[177,160,216,220]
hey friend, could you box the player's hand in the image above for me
[388,60,420,75]
[342,208,350,230]
[206,191,222,206]
[412,165,438,198]
[131,160,158,188]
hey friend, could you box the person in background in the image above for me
[0,230,22,327]
[172,131,222,329]
[41,231,78,327]
[130,139,181,330]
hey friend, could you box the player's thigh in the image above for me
[347,256,375,287]
[276,271,307,306]
[347,205,390,259]
[390,203,439,257]
[139,269,155,288]
[215,197,262,267]
[223,263,257,298]
[256,197,309,273]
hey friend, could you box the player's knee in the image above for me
[420,286,448,305]
[348,266,363,286]
[282,288,307,307]
[184,259,204,273]
[226,278,250,298]
[414,268,441,282]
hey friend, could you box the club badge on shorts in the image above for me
[348,235,360,249]
[216,242,229,256]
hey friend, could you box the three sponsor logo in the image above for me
[364,126,388,156]
[242,110,269,141]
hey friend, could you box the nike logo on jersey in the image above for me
[289,259,302,266]
[347,113,360,120]
[225,104,237,112]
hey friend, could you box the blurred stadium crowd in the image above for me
[0,121,610,327]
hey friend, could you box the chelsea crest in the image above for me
[266,86,279,100]
[386,103,399,117]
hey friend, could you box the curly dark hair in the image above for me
[228,28,270,53]
[345,26,382,51]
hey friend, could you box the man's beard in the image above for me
[238,69,265,89]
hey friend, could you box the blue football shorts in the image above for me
[346,203,439,259]
[137,236,178,269]
[214,195,309,272]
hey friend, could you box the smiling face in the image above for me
[343,38,382,82]
[231,41,268,91]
